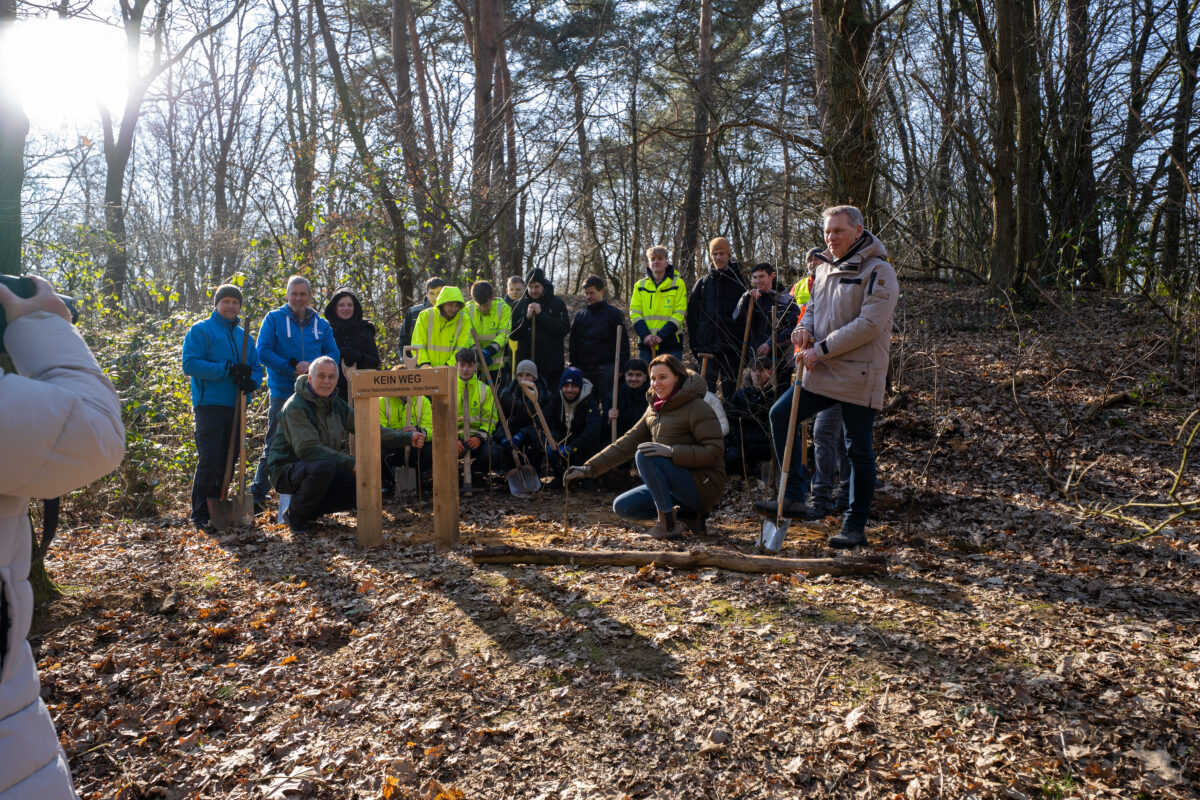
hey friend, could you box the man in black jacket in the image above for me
[604,357,649,440]
[731,263,800,386]
[510,267,570,388]
[568,275,630,406]
[686,236,747,400]
[537,367,604,484]
[398,277,445,356]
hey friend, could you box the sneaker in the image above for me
[753,498,808,519]
[828,526,867,549]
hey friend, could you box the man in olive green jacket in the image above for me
[267,357,424,532]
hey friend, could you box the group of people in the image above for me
[181,204,897,549]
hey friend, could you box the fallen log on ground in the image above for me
[469,546,887,577]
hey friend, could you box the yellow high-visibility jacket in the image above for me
[380,395,432,435]
[467,299,512,374]
[411,287,474,367]
[456,375,497,438]
[630,267,687,351]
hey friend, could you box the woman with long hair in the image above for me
[565,354,725,539]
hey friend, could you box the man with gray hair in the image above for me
[251,275,340,512]
[754,205,897,549]
[265,357,424,533]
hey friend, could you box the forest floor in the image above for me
[33,280,1200,799]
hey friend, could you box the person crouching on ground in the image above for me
[541,366,603,487]
[606,357,649,441]
[265,357,424,533]
[565,354,725,539]
[454,347,501,485]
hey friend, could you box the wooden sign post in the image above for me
[351,367,458,549]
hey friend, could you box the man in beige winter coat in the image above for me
[0,277,125,799]
[753,205,898,548]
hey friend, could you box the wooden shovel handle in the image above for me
[520,381,558,450]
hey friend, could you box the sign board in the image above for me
[349,368,458,549]
[353,367,452,399]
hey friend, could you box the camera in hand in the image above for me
[0,274,81,353]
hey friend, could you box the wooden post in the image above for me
[352,367,458,549]
[353,392,383,546]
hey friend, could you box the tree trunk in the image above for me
[678,0,713,283]
[470,546,888,576]
[818,0,878,215]
[464,0,502,274]
[627,53,641,302]
[314,0,412,293]
[391,0,428,302]
[1011,0,1046,291]
[498,41,521,278]
[1057,0,1101,286]
[776,0,792,274]
[568,72,603,279]
[0,0,26,278]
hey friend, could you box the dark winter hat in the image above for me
[625,358,648,374]
[213,284,243,307]
[560,367,584,388]
[805,247,825,262]
[516,360,539,380]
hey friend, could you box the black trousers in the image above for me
[275,460,357,525]
[580,363,617,407]
[190,405,238,524]
[701,350,741,401]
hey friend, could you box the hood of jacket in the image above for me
[524,267,556,297]
[831,230,889,272]
[323,287,364,328]
[435,285,467,308]
[649,371,707,413]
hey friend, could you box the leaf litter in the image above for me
[32,283,1200,798]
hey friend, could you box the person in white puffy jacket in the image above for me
[0,277,125,799]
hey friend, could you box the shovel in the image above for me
[521,380,558,451]
[393,397,418,494]
[756,359,804,553]
[471,333,540,495]
[208,315,252,530]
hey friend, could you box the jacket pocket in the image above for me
[821,358,873,396]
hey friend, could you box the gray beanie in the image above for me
[213,284,243,307]
[516,359,539,380]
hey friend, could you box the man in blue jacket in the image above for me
[181,284,263,529]
[250,275,339,509]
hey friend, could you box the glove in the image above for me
[637,441,673,458]
[235,376,257,393]
[546,443,571,459]
[511,432,525,447]
[563,465,591,483]
[229,362,252,381]
[483,344,498,359]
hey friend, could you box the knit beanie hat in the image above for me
[213,284,243,307]
[560,367,584,388]
[516,360,539,380]
[708,236,732,255]
[806,247,825,262]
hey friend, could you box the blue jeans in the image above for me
[769,387,876,531]
[251,394,288,504]
[612,451,701,519]
[811,405,850,510]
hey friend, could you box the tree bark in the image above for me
[463,0,502,275]
[0,0,26,278]
[1011,0,1046,291]
[818,0,878,214]
[677,0,713,283]
[470,546,888,576]
[1056,0,1101,286]
[568,71,603,279]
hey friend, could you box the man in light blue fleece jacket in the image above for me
[249,275,339,509]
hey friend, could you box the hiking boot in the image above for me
[677,507,708,535]
[828,525,867,549]
[805,504,835,521]
[645,509,682,540]
[753,498,808,519]
[282,509,313,535]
